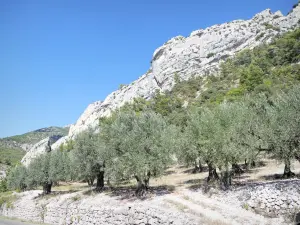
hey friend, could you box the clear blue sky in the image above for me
[0,0,297,138]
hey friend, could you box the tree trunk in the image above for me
[96,171,104,191]
[193,160,204,173]
[283,159,295,178]
[192,161,199,173]
[232,163,244,176]
[199,160,203,172]
[43,182,52,195]
[135,173,150,197]
[244,159,249,170]
[207,162,219,183]
[87,177,95,186]
[221,165,231,189]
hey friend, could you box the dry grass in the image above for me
[52,182,87,192]
[150,165,207,190]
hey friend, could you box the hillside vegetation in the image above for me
[0,126,69,147]
[0,126,69,167]
[5,29,300,197]
[0,148,25,166]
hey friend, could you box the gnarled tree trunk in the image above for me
[221,165,231,189]
[207,162,219,183]
[193,160,204,173]
[232,163,244,176]
[43,182,52,195]
[199,160,204,172]
[135,172,150,197]
[283,159,295,178]
[96,171,104,191]
[87,177,95,186]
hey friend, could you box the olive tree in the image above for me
[264,86,300,177]
[49,150,72,184]
[184,107,221,183]
[7,165,27,191]
[26,153,52,194]
[72,129,107,191]
[101,111,179,196]
[184,102,252,187]
[231,95,272,170]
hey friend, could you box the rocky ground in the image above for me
[1,159,300,225]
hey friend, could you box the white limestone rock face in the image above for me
[68,70,159,138]
[21,136,63,166]
[63,5,300,143]
[21,138,49,166]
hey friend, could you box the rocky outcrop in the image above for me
[19,5,300,166]
[21,135,63,166]
[63,5,300,141]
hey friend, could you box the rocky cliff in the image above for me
[66,6,300,139]
[22,5,300,159]
[21,135,64,166]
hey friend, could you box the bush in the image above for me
[0,147,25,166]
[0,179,8,192]
[207,52,215,58]
[263,23,280,31]
[255,32,265,41]
[119,84,126,89]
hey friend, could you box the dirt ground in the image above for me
[35,159,300,224]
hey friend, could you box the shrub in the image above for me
[207,52,215,58]
[263,23,280,31]
[0,179,8,192]
[119,84,126,89]
[255,32,265,41]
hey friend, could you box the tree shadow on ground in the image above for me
[232,175,251,180]
[101,185,176,201]
[259,173,300,181]
[163,170,176,175]
[186,178,210,191]
[184,178,202,184]
[183,166,209,174]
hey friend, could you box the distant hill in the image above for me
[0,126,69,152]
[0,126,69,168]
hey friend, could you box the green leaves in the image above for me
[101,111,179,182]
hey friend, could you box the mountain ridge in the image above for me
[0,126,69,152]
[20,3,300,160]
[64,5,300,141]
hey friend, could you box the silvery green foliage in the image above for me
[265,86,300,165]
[49,150,71,182]
[102,111,178,182]
[72,129,105,182]
[232,95,271,164]
[183,101,258,171]
[26,153,51,189]
[7,165,27,191]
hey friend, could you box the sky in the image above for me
[0,0,297,138]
